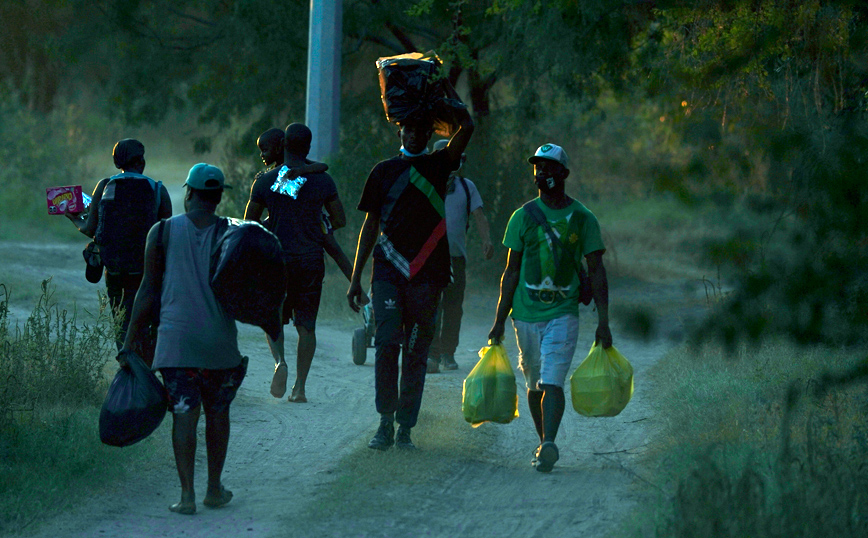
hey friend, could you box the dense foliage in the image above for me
[1,0,865,344]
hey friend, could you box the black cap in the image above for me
[113,139,145,169]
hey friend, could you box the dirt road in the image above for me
[3,239,695,538]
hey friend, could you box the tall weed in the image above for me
[0,279,145,535]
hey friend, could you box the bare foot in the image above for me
[168,501,196,515]
[288,386,307,403]
[270,362,288,398]
[203,485,233,508]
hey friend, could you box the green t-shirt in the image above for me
[502,198,605,322]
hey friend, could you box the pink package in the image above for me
[47,185,85,215]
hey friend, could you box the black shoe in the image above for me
[440,354,458,370]
[534,441,559,473]
[395,426,416,450]
[368,422,395,450]
[426,358,440,374]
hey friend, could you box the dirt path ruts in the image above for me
[2,240,692,538]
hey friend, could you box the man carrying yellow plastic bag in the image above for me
[488,143,611,473]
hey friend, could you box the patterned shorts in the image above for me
[160,356,248,415]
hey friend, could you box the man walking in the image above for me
[488,143,611,473]
[427,138,494,373]
[347,81,474,451]
[122,163,246,514]
[66,139,172,358]
[245,123,346,403]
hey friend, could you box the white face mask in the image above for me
[535,174,564,195]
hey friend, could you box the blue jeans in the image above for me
[371,279,441,428]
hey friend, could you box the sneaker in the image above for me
[395,426,416,450]
[368,422,395,451]
[530,444,542,466]
[426,358,440,374]
[535,441,559,473]
[440,354,458,370]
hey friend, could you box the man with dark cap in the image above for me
[122,163,247,515]
[245,123,346,403]
[346,79,474,451]
[66,139,172,357]
[488,143,611,473]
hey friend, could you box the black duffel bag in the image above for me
[99,350,168,447]
[210,219,286,341]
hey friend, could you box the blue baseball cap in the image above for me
[184,163,231,190]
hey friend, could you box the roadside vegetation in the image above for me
[626,336,868,537]
[0,280,167,534]
[3,1,867,535]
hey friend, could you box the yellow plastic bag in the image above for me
[570,342,634,417]
[462,343,519,427]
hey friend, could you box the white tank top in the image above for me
[152,214,242,370]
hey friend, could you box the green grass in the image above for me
[621,336,868,537]
[0,280,168,535]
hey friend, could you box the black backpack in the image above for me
[95,173,162,274]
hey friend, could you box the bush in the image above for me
[0,94,94,241]
[0,279,141,534]
[633,338,868,538]
[0,279,118,413]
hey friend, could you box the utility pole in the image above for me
[306,0,342,161]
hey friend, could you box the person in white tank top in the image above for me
[120,163,246,515]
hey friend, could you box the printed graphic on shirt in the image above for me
[271,165,307,198]
[524,213,581,304]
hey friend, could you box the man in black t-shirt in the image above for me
[245,123,346,403]
[347,81,474,450]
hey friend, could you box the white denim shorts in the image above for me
[512,314,580,390]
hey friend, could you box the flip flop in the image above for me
[203,485,233,508]
[169,502,196,515]
[287,393,307,403]
[270,362,288,398]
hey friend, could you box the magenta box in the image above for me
[47,185,85,215]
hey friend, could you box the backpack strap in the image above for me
[154,180,162,212]
[522,200,567,268]
[457,176,471,231]
[152,218,168,326]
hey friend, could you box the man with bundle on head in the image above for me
[121,163,247,515]
[245,123,347,403]
[66,139,172,360]
[488,143,612,473]
[426,138,494,373]
[347,79,474,451]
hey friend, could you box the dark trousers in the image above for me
[105,271,143,349]
[105,271,156,363]
[430,256,466,358]
[371,278,441,429]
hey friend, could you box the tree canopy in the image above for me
[1,0,865,346]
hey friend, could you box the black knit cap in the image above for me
[112,139,145,169]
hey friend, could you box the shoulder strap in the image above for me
[211,217,229,257]
[458,176,471,230]
[154,181,162,212]
[458,177,470,215]
[522,200,568,269]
